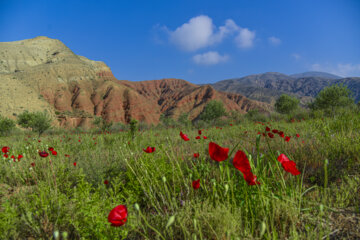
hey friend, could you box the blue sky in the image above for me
[1,0,359,83]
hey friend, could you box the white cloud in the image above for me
[167,15,255,51]
[311,63,360,77]
[235,28,256,49]
[268,36,281,46]
[292,53,301,60]
[193,51,229,65]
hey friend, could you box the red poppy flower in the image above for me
[265,127,270,131]
[48,147,54,152]
[193,153,199,158]
[203,136,207,139]
[285,136,291,142]
[38,140,41,142]
[180,131,190,141]
[232,150,260,185]
[11,155,15,159]
[198,130,202,135]
[296,134,300,138]
[277,154,300,176]
[73,162,77,166]
[208,142,229,162]
[2,146,10,153]
[279,131,284,138]
[268,133,274,138]
[262,133,266,137]
[257,131,261,135]
[230,124,233,126]
[143,146,155,153]
[31,162,35,167]
[39,151,49,158]
[3,154,8,158]
[195,136,201,140]
[104,180,109,185]
[51,151,57,156]
[108,205,128,227]
[272,129,278,134]
[17,154,23,160]
[192,179,200,190]
[65,154,70,157]
[78,140,81,142]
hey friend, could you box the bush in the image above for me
[199,100,226,122]
[17,111,52,137]
[309,83,355,116]
[275,94,300,114]
[0,116,16,136]
[245,109,268,122]
[93,116,113,132]
[178,113,191,127]
[160,114,177,127]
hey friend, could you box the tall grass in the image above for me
[0,112,359,239]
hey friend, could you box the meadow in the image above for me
[0,111,359,239]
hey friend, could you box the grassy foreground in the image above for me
[0,114,359,239]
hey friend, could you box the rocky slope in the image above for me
[0,36,270,128]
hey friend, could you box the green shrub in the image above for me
[17,111,52,137]
[199,100,226,122]
[275,94,300,114]
[0,116,16,136]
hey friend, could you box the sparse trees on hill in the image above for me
[309,83,355,116]
[199,100,226,122]
[17,111,52,137]
[275,94,300,114]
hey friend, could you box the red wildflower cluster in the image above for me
[232,150,260,185]
[143,146,155,153]
[180,131,190,141]
[192,179,200,190]
[208,142,229,162]
[277,154,300,175]
[108,205,128,227]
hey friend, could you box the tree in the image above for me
[0,116,16,136]
[93,116,113,132]
[309,83,355,115]
[275,94,300,114]
[199,100,226,122]
[17,111,52,137]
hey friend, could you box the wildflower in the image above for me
[277,154,300,175]
[198,130,202,135]
[192,179,200,190]
[193,153,199,158]
[143,146,155,153]
[48,147,54,152]
[31,162,35,167]
[39,151,49,158]
[208,142,229,162]
[265,127,270,131]
[268,133,274,138]
[104,180,109,185]
[272,129,278,134]
[18,154,23,160]
[285,136,291,142]
[108,205,128,227]
[73,162,77,166]
[195,136,201,140]
[203,136,207,139]
[180,131,190,141]
[296,133,300,138]
[51,151,57,156]
[232,150,260,185]
[4,154,8,158]
[2,146,9,153]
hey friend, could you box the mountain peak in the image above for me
[290,71,341,79]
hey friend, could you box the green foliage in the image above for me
[177,113,191,127]
[93,116,113,132]
[0,116,16,136]
[199,100,226,122]
[160,114,177,127]
[309,83,355,115]
[129,119,138,139]
[17,111,52,137]
[275,94,300,114]
[245,109,268,122]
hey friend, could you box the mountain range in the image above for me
[211,72,360,105]
[0,36,269,128]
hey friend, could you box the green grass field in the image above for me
[1,113,359,239]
